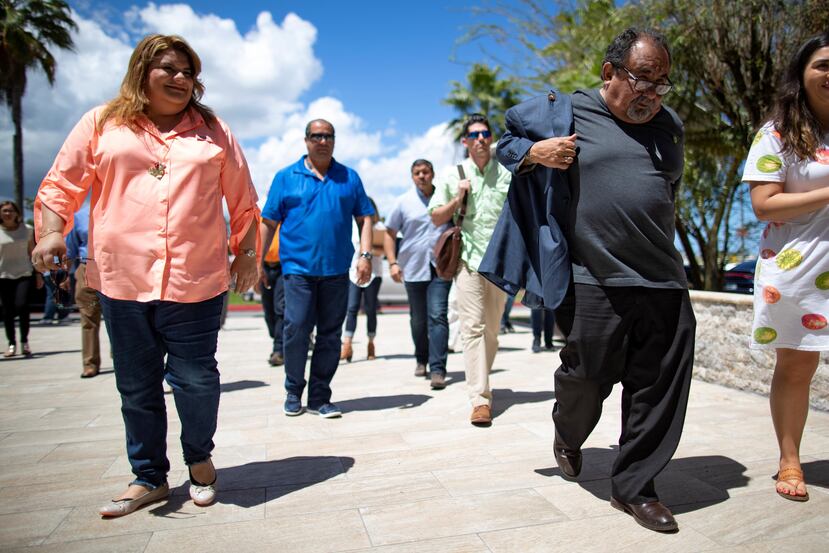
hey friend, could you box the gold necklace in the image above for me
[140,116,181,180]
[141,131,175,180]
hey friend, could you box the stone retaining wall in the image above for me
[690,290,829,411]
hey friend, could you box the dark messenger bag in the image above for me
[433,164,469,280]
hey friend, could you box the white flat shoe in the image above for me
[99,483,169,517]
[189,462,217,506]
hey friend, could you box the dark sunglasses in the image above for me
[47,257,89,308]
[48,269,71,308]
[307,133,335,143]
[466,130,492,140]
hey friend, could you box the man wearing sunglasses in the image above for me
[428,114,512,426]
[260,119,374,419]
[486,28,694,533]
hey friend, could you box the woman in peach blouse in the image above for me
[31,35,260,517]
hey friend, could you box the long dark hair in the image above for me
[0,201,23,228]
[770,33,829,160]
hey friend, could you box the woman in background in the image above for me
[341,197,384,361]
[743,33,829,502]
[0,201,38,357]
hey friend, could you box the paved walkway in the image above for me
[0,308,827,552]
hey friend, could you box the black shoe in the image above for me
[531,337,541,353]
[544,341,555,350]
[610,497,678,533]
[553,432,582,479]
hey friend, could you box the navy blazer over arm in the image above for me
[477,90,574,309]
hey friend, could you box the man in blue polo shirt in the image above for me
[261,119,374,418]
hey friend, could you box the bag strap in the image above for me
[456,164,469,227]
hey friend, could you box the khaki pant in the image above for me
[455,263,505,407]
[75,264,101,372]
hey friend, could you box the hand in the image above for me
[258,270,271,292]
[390,263,403,283]
[527,134,577,170]
[35,273,44,290]
[59,277,70,291]
[31,233,67,272]
[356,257,371,285]
[229,255,259,294]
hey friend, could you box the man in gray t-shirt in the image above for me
[497,28,696,533]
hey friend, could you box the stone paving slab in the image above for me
[0,308,827,552]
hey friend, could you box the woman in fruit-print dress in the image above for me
[742,33,829,503]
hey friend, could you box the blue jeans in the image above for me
[41,272,69,321]
[404,269,451,375]
[283,273,349,408]
[98,293,224,489]
[261,262,285,354]
[501,293,516,327]
[343,278,382,338]
[531,307,555,343]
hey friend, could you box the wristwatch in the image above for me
[242,249,256,258]
[359,251,373,260]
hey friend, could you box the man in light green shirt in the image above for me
[428,113,511,426]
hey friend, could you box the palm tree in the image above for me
[443,63,523,142]
[1,0,76,210]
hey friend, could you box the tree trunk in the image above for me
[11,84,25,212]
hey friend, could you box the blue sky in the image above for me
[1,0,527,212]
[74,0,509,138]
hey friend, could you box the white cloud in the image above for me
[355,123,461,217]
[1,3,459,216]
[129,4,323,139]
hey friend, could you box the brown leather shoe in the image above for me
[553,431,582,479]
[367,342,376,360]
[81,366,99,379]
[340,341,352,362]
[430,372,445,390]
[414,363,427,377]
[470,405,492,426]
[610,497,678,532]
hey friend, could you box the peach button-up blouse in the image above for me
[35,106,260,303]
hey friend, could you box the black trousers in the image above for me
[553,283,695,503]
[0,276,31,345]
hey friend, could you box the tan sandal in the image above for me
[776,467,809,502]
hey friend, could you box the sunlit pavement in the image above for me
[0,307,827,552]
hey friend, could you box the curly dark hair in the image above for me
[770,33,829,161]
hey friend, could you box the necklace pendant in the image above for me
[148,162,166,179]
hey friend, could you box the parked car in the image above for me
[723,259,756,294]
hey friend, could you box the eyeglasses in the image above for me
[466,130,492,140]
[307,133,335,143]
[618,66,673,96]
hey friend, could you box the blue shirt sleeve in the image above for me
[261,171,284,223]
[65,228,79,259]
[385,198,403,233]
[352,173,374,217]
